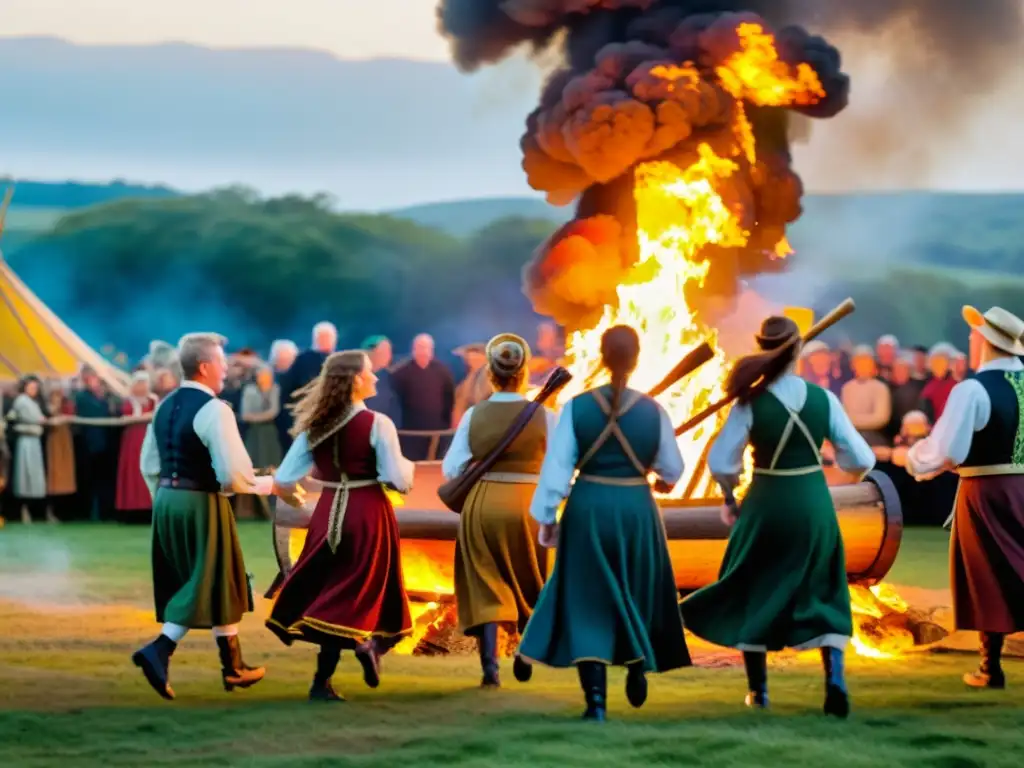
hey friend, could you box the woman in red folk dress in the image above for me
[267,350,414,701]
[115,372,159,522]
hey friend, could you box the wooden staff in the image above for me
[647,340,715,398]
[673,298,855,436]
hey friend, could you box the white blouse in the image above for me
[442,392,558,480]
[708,374,876,493]
[529,393,684,525]
[907,356,1024,480]
[275,402,415,493]
[139,381,269,499]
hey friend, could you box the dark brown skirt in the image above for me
[951,475,1024,633]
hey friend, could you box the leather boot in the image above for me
[513,655,533,683]
[132,634,177,700]
[625,662,648,708]
[355,636,381,689]
[964,632,1006,689]
[743,651,768,709]
[822,646,850,718]
[478,623,500,688]
[309,644,344,702]
[577,661,607,721]
[216,634,266,691]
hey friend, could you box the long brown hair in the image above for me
[725,316,801,404]
[600,325,640,414]
[290,350,368,443]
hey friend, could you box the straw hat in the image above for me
[453,342,487,358]
[962,305,1024,356]
[485,333,530,377]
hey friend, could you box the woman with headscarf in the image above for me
[5,375,49,523]
[442,333,555,688]
[516,325,690,722]
[680,316,876,719]
[267,350,415,701]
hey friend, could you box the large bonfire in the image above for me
[379,1,927,658]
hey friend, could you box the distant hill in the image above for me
[390,197,567,237]
[0,179,178,209]
[389,191,1024,279]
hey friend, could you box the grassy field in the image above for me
[0,523,1020,767]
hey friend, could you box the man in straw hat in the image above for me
[132,333,285,700]
[907,306,1024,689]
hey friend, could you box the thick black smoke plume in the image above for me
[436,1,1020,330]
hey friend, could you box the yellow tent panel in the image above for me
[0,252,130,396]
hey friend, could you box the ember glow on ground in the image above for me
[1,524,1021,767]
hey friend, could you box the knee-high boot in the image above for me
[821,646,850,718]
[478,623,500,688]
[743,651,768,709]
[964,632,1006,689]
[577,661,607,721]
[310,644,344,702]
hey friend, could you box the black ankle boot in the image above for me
[355,637,381,689]
[964,632,1006,689]
[577,661,607,721]
[310,644,344,702]
[216,634,266,692]
[478,624,500,688]
[132,634,177,700]
[743,651,768,709]
[821,647,850,718]
[513,655,533,683]
[625,662,648,708]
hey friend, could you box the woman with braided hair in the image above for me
[517,325,690,721]
[680,316,876,718]
[442,333,556,688]
[268,350,415,701]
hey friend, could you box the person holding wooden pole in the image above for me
[679,313,875,719]
[442,333,555,688]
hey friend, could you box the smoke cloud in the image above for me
[437,1,1023,330]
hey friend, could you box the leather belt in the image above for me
[957,464,1024,478]
[577,474,649,487]
[159,477,219,492]
[481,472,540,484]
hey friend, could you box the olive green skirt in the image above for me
[151,488,253,628]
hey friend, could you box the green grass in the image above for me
[0,523,1020,767]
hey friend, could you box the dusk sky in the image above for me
[3,1,1021,205]
[2,0,450,59]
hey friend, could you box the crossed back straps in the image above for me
[575,388,648,477]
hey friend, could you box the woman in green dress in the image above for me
[680,316,875,718]
[517,325,691,721]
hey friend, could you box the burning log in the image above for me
[273,470,902,598]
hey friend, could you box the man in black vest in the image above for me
[132,332,283,700]
[907,305,1024,689]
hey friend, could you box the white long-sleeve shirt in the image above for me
[275,402,415,492]
[441,392,558,480]
[708,374,876,493]
[907,356,1024,480]
[529,395,684,525]
[139,380,270,500]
